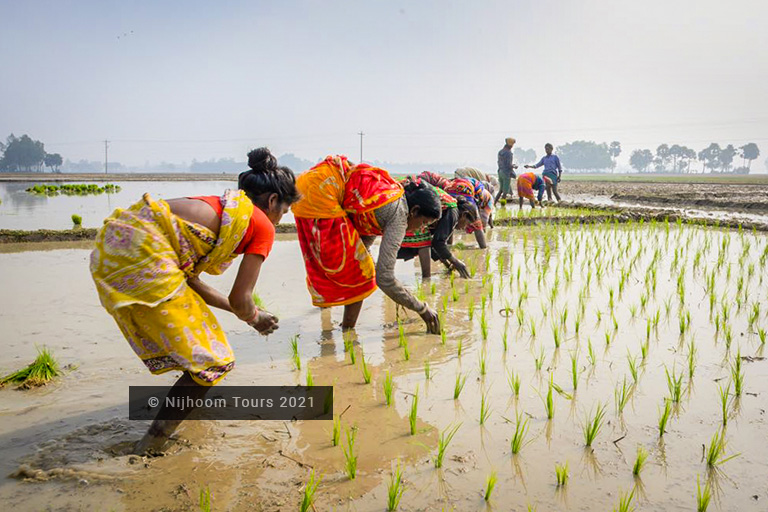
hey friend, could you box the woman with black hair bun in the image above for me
[292,155,442,333]
[90,146,298,454]
[397,178,478,279]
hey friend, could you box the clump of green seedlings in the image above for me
[696,475,712,512]
[453,372,467,400]
[479,388,492,424]
[331,416,341,446]
[615,376,633,415]
[534,346,545,371]
[658,399,672,436]
[1,347,61,388]
[544,375,555,419]
[343,335,356,365]
[632,445,649,476]
[478,349,487,376]
[507,369,521,397]
[627,352,639,382]
[435,423,461,468]
[510,411,530,454]
[718,382,730,426]
[342,426,358,479]
[199,486,212,512]
[361,356,372,384]
[306,367,314,387]
[731,350,744,396]
[555,461,569,487]
[423,360,431,380]
[583,403,606,446]
[409,386,419,435]
[613,487,635,512]
[665,366,683,403]
[71,214,82,226]
[290,335,301,370]
[299,468,322,512]
[387,460,405,511]
[383,370,394,406]
[484,471,497,502]
[705,428,739,467]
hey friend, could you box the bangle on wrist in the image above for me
[244,308,259,324]
[417,302,429,315]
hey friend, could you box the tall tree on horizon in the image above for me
[608,141,621,172]
[739,143,760,171]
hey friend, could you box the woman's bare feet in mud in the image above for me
[133,419,182,455]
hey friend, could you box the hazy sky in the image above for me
[1,0,767,170]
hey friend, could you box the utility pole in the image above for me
[104,140,110,174]
[358,131,364,163]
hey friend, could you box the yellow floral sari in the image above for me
[90,190,253,385]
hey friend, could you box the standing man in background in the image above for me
[494,137,517,205]
[526,142,563,202]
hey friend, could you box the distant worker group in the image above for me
[496,137,564,208]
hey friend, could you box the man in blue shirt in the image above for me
[525,143,562,202]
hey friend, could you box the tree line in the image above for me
[629,143,760,174]
[0,134,63,172]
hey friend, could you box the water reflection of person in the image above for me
[89,148,298,454]
[292,156,442,333]
[396,179,479,279]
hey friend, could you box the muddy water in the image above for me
[1,224,768,511]
[0,181,295,230]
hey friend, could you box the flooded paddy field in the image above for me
[1,215,767,511]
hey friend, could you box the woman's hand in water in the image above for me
[249,310,279,335]
[419,305,441,334]
[450,257,471,278]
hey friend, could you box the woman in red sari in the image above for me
[292,156,442,333]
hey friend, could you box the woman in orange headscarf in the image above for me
[292,156,442,332]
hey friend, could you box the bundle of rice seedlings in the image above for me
[1,347,61,389]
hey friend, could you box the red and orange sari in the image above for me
[292,156,404,307]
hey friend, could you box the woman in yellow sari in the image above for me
[90,148,298,453]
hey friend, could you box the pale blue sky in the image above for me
[1,0,766,169]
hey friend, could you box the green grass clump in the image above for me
[507,369,521,397]
[704,428,739,467]
[435,423,461,468]
[613,487,635,512]
[342,426,358,479]
[453,372,467,400]
[479,389,492,425]
[510,411,530,454]
[544,375,555,419]
[555,461,569,487]
[583,403,607,446]
[361,357,372,384]
[665,366,683,403]
[696,475,711,512]
[615,376,633,415]
[299,468,322,512]
[731,350,744,396]
[387,460,405,511]
[199,486,212,512]
[71,214,82,226]
[484,471,497,502]
[658,399,672,436]
[1,347,61,388]
[383,370,394,406]
[409,386,419,435]
[290,335,300,370]
[331,416,341,446]
[632,445,649,476]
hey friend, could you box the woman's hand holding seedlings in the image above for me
[249,310,279,335]
[450,257,471,278]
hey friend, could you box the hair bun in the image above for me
[247,147,277,173]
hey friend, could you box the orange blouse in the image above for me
[190,195,275,258]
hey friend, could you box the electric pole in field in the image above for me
[104,140,110,174]
[358,131,364,162]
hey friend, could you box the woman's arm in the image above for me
[188,277,233,312]
[229,253,279,334]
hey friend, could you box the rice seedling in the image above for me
[604,330,612,346]
[342,426,358,479]
[544,375,555,419]
[687,340,697,379]
[478,349,488,376]
[570,352,578,391]
[71,214,82,226]
[502,329,508,352]
[409,385,419,435]
[440,325,446,345]
[534,346,545,371]
[507,369,521,396]
[199,486,212,512]
[658,399,672,436]
[0,347,61,388]
[289,335,301,370]
[510,411,530,454]
[430,281,437,295]
[613,487,635,512]
[696,475,711,512]
[434,423,461,468]
[583,403,606,446]
[331,415,341,446]
[552,324,562,348]
[457,337,463,357]
[718,382,730,426]
[731,350,744,396]
[632,445,649,476]
[468,296,476,321]
[387,460,406,511]
[402,338,410,361]
[627,353,639,383]
[529,317,537,338]
[555,461,569,487]
[587,338,596,365]
[299,468,322,512]
[479,388,492,424]
[484,471,497,501]
[704,428,739,467]
[423,360,431,380]
[480,310,489,340]
[361,356,372,384]
[759,327,766,344]
[665,366,683,403]
[640,339,649,361]
[306,367,314,387]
